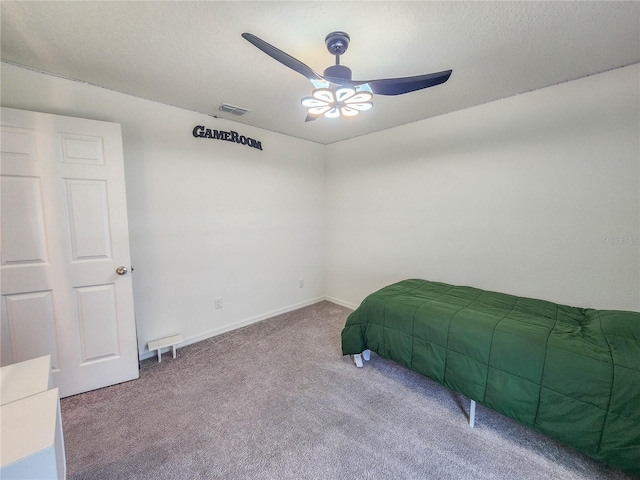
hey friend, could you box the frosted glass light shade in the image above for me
[301,86,373,119]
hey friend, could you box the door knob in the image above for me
[116,266,128,275]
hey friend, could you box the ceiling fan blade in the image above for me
[242,33,324,82]
[305,113,320,122]
[323,70,452,96]
[366,70,453,95]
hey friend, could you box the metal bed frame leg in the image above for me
[353,354,363,368]
[469,399,476,428]
[353,350,371,368]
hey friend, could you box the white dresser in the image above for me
[0,355,66,479]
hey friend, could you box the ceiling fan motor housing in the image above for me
[325,31,350,55]
[324,64,352,80]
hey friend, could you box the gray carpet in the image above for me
[61,301,634,479]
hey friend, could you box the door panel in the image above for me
[75,284,120,363]
[59,133,105,165]
[1,107,139,397]
[0,126,37,161]
[1,291,58,367]
[64,179,111,260]
[1,176,48,265]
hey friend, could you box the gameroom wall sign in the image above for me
[192,125,263,151]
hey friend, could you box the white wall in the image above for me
[326,65,640,311]
[1,63,326,358]
[2,61,638,358]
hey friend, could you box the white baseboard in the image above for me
[138,297,326,361]
[324,296,358,310]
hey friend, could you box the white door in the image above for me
[1,107,139,398]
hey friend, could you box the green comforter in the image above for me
[341,279,640,475]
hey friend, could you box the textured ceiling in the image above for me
[1,1,639,144]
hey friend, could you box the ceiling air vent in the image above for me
[219,103,251,116]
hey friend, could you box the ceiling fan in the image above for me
[242,31,452,121]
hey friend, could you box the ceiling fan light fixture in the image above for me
[325,107,341,119]
[340,106,360,117]
[335,87,356,102]
[346,92,373,103]
[307,106,331,115]
[301,98,329,108]
[301,86,373,119]
[312,88,335,103]
[345,102,373,112]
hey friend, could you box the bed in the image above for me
[341,279,640,475]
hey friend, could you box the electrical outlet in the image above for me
[214,297,222,309]
[298,279,304,288]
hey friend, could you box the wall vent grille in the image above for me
[219,103,251,115]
